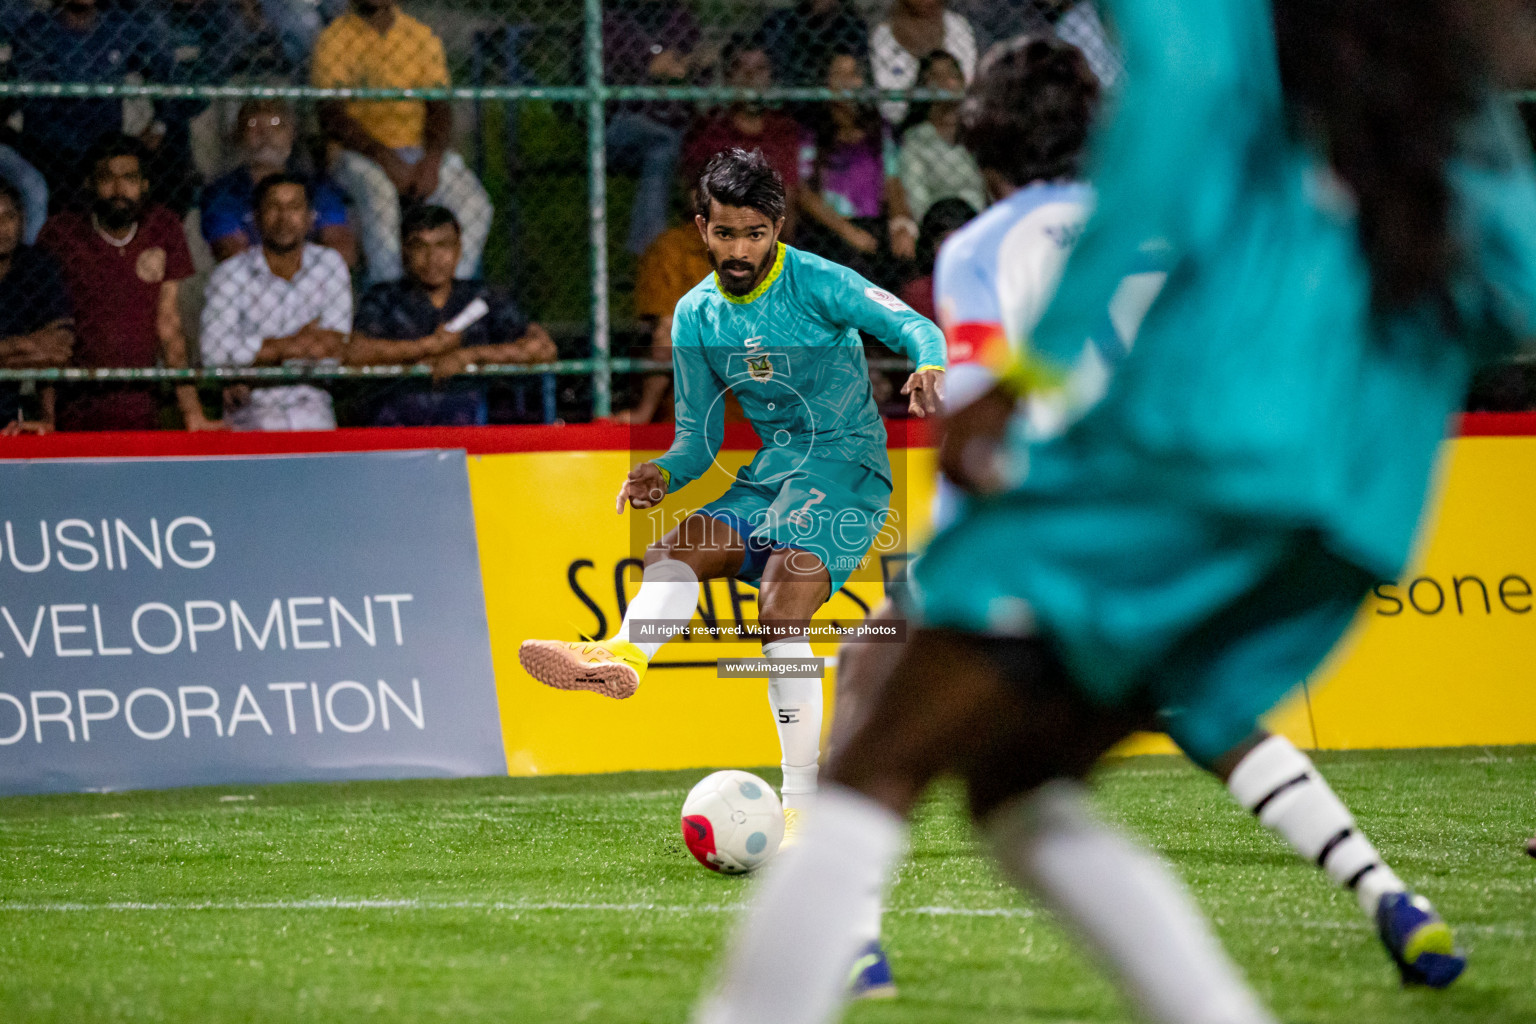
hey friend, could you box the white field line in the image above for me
[0,898,1525,938]
[0,898,1016,917]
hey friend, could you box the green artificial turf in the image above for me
[1,747,1532,1023]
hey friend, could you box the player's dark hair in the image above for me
[82,132,150,180]
[696,148,787,223]
[0,176,22,219]
[251,171,312,212]
[916,197,977,274]
[959,37,1098,188]
[1272,0,1484,315]
[401,203,462,242]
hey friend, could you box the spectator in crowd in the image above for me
[681,37,803,228]
[870,0,977,125]
[11,0,202,197]
[201,100,357,266]
[603,0,704,255]
[37,134,214,431]
[0,177,72,434]
[0,146,47,245]
[349,204,555,426]
[898,50,985,222]
[759,0,868,87]
[797,52,917,288]
[898,195,975,320]
[160,0,259,84]
[615,185,716,424]
[313,0,492,284]
[200,173,352,431]
[258,0,346,71]
[158,0,264,212]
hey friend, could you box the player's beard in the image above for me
[710,250,769,296]
[93,195,142,232]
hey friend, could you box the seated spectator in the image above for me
[604,0,704,256]
[0,177,72,434]
[200,173,352,431]
[0,145,47,245]
[37,134,213,432]
[898,51,986,222]
[158,0,260,208]
[898,195,976,321]
[680,37,803,229]
[12,0,203,199]
[616,189,715,424]
[349,205,555,426]
[759,0,869,87]
[870,0,977,125]
[313,0,492,284]
[796,52,917,288]
[201,100,357,266]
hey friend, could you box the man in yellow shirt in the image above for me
[312,0,492,284]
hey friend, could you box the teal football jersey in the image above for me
[1015,0,1536,583]
[655,243,946,493]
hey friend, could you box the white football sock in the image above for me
[988,781,1276,1024]
[611,558,699,659]
[1227,734,1405,916]
[694,785,906,1024]
[764,636,821,812]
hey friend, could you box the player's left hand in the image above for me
[901,367,945,418]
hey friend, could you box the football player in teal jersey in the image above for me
[828,36,1463,1001]
[521,149,945,858]
[693,1,1536,1023]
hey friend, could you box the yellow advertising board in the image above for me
[468,436,1536,776]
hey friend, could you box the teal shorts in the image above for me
[699,449,892,595]
[911,496,1374,765]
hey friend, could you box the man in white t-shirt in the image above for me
[200,173,353,431]
[869,0,978,124]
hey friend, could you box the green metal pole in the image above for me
[585,0,612,419]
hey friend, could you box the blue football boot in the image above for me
[847,940,896,1000]
[1375,891,1466,989]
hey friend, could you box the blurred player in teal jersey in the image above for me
[520,149,945,848]
[830,37,1464,1001]
[695,1,1536,1023]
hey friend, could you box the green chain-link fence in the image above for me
[0,0,1125,430]
[1,1,1525,432]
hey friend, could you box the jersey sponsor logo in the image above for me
[742,336,766,353]
[1043,221,1085,249]
[864,286,909,313]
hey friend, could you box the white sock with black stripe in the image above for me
[764,636,821,812]
[1227,734,1405,916]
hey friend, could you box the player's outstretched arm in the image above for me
[615,461,668,513]
[812,259,948,416]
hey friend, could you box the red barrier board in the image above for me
[0,412,1526,460]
